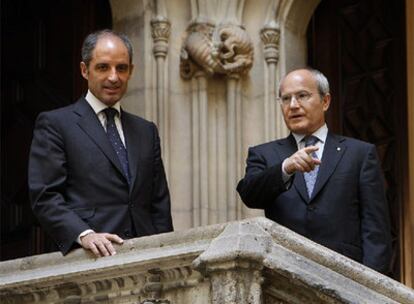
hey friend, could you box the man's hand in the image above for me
[283,146,321,175]
[80,232,124,257]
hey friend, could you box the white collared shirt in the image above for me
[85,90,126,145]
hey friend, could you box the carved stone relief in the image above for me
[180,22,254,79]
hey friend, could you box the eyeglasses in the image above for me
[277,91,313,105]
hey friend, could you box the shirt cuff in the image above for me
[77,229,95,244]
[281,159,294,188]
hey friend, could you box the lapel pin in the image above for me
[337,147,341,151]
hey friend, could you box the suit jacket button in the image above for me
[124,229,131,237]
[307,206,315,211]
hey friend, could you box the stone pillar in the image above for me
[191,71,209,226]
[151,13,171,176]
[226,73,241,221]
[193,222,270,304]
[261,22,287,142]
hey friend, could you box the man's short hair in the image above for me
[81,29,133,66]
[307,68,330,97]
[279,67,330,98]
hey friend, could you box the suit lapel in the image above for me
[73,98,127,181]
[121,111,141,192]
[275,134,297,160]
[310,132,346,201]
[277,135,309,203]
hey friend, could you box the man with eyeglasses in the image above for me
[237,68,391,274]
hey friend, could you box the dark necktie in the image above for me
[303,135,319,197]
[104,108,131,183]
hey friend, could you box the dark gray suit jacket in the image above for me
[237,133,391,273]
[29,97,173,254]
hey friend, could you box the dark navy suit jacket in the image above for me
[29,97,173,254]
[237,133,391,273]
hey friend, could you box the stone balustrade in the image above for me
[1,217,413,304]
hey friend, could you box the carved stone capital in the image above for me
[151,16,171,58]
[260,24,280,64]
[180,22,254,79]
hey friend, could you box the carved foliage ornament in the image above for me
[260,27,280,49]
[180,22,254,79]
[260,26,280,64]
[151,16,171,58]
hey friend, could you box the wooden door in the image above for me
[307,0,407,280]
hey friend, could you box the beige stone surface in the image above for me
[1,218,413,304]
[108,0,321,231]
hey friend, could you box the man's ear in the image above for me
[80,62,88,80]
[322,93,331,112]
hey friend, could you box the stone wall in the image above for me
[1,218,413,304]
[108,0,321,231]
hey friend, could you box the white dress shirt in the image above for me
[85,90,126,145]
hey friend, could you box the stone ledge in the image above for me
[0,223,226,287]
[1,217,413,304]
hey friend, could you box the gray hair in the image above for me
[308,68,330,96]
[81,29,133,66]
[279,67,330,97]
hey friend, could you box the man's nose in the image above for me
[289,96,300,107]
[108,68,119,82]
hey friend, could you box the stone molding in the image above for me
[1,218,413,304]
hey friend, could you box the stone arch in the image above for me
[277,0,321,74]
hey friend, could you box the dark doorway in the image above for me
[1,0,112,260]
[307,0,407,280]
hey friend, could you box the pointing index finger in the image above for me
[303,145,319,155]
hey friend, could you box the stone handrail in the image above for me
[1,217,413,303]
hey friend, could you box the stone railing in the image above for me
[1,217,413,304]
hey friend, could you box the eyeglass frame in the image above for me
[276,91,316,106]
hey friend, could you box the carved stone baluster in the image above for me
[141,269,170,304]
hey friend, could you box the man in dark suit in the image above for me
[29,29,173,257]
[237,68,391,273]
